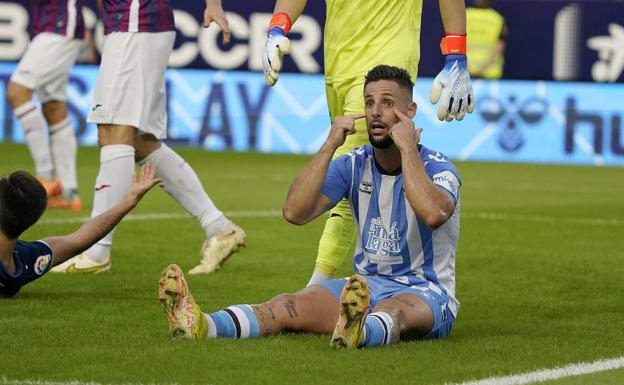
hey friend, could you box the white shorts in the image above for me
[87,31,175,139]
[10,32,82,103]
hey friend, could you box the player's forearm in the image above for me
[74,196,137,246]
[273,0,307,23]
[49,196,139,263]
[283,142,336,225]
[439,0,466,34]
[400,147,454,229]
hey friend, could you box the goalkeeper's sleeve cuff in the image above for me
[269,12,292,34]
[440,34,467,55]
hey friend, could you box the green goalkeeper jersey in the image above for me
[323,0,423,83]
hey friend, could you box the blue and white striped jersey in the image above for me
[321,144,461,315]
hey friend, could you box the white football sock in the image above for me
[140,143,230,239]
[14,101,53,180]
[49,117,78,197]
[307,271,332,287]
[83,144,135,262]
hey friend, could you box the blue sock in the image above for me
[205,304,260,339]
[362,312,394,347]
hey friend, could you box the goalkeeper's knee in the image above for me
[315,210,356,277]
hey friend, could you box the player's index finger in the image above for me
[350,113,366,120]
[393,108,410,121]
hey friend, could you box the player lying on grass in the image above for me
[159,65,461,348]
[0,164,161,298]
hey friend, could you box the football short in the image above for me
[87,31,175,139]
[317,275,456,339]
[325,76,369,159]
[10,32,82,103]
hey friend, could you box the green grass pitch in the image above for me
[0,142,622,385]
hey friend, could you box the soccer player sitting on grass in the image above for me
[0,164,160,298]
[159,65,461,348]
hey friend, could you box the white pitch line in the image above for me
[2,357,623,385]
[38,210,282,225]
[36,210,624,227]
[448,356,624,385]
[469,212,624,227]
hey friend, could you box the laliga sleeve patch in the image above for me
[432,171,460,201]
[34,254,52,275]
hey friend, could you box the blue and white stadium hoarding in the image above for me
[1,63,623,166]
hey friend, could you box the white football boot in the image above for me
[188,224,246,275]
[49,254,112,274]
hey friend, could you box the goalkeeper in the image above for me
[263,0,474,285]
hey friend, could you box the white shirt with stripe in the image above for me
[321,144,461,316]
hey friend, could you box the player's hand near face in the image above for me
[283,114,363,226]
[326,114,365,149]
[203,0,231,44]
[389,109,422,152]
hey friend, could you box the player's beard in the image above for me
[368,131,395,149]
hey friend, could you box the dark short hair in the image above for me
[364,65,414,97]
[0,171,47,239]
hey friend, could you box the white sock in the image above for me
[139,143,230,239]
[49,117,78,197]
[83,144,135,262]
[14,101,53,180]
[307,271,332,287]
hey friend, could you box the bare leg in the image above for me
[251,285,339,336]
[7,81,33,108]
[41,100,67,125]
[373,294,434,342]
[159,264,339,340]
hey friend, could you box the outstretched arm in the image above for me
[389,110,455,229]
[43,164,161,266]
[283,114,363,225]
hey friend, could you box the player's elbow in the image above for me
[423,209,450,230]
[282,205,308,226]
